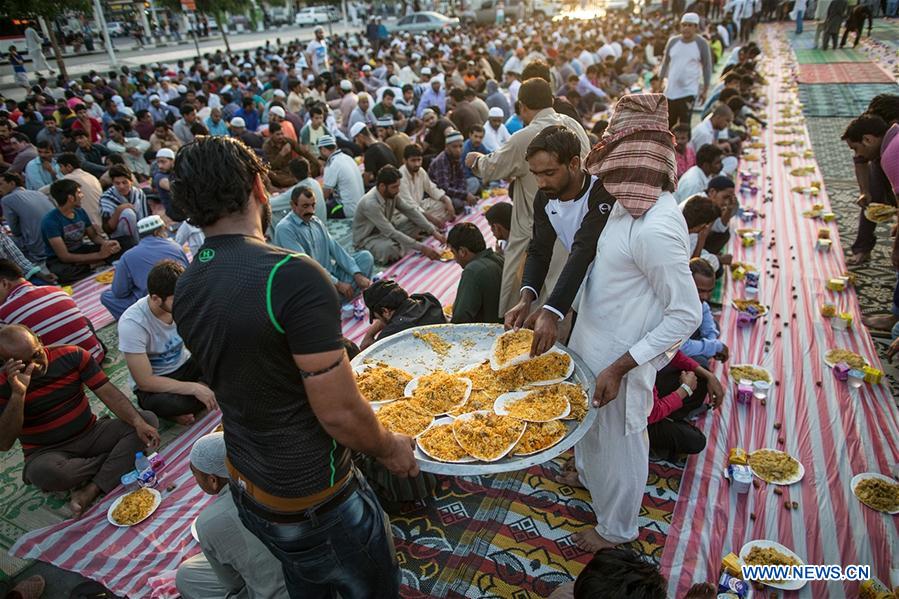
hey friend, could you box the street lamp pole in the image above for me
[93,0,118,66]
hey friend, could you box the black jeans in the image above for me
[135,357,205,419]
[852,160,896,255]
[45,243,120,284]
[840,25,863,47]
[668,96,695,131]
[647,365,708,459]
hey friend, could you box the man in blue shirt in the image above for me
[233,97,260,132]
[43,179,122,283]
[273,185,373,301]
[101,215,189,320]
[24,141,61,190]
[461,124,489,197]
[680,258,728,367]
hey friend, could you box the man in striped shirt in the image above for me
[99,164,149,250]
[0,325,159,517]
[0,260,105,363]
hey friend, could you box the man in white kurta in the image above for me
[568,191,701,548]
[24,27,52,74]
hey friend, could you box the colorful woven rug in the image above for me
[797,61,895,83]
[797,82,899,116]
[793,48,868,64]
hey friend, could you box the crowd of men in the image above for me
[0,1,871,597]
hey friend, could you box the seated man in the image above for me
[319,135,365,218]
[648,350,724,460]
[398,144,454,228]
[175,432,288,599]
[547,547,669,599]
[269,157,327,227]
[428,130,477,214]
[0,324,159,517]
[299,106,331,160]
[360,279,446,350]
[447,222,504,324]
[681,257,728,367]
[262,122,301,189]
[151,148,177,220]
[681,194,724,274]
[118,260,215,425]
[461,124,489,197]
[703,175,737,259]
[43,179,122,283]
[0,171,55,263]
[99,164,149,250]
[0,259,104,362]
[101,215,189,320]
[484,201,512,255]
[273,185,373,301]
[352,165,446,264]
[674,144,724,203]
[674,123,696,180]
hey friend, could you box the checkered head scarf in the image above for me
[584,93,677,218]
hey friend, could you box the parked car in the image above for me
[105,21,127,37]
[295,7,334,26]
[462,0,526,24]
[390,12,460,33]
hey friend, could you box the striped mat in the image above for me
[792,49,868,64]
[796,62,895,84]
[71,269,115,332]
[660,26,899,598]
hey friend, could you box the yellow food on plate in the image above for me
[744,546,802,583]
[854,477,899,512]
[375,402,433,436]
[412,331,452,356]
[418,423,470,461]
[497,352,572,388]
[504,386,570,421]
[513,420,567,455]
[864,203,897,224]
[749,449,801,483]
[453,412,525,461]
[443,305,453,318]
[729,261,757,273]
[493,329,534,366]
[409,371,469,415]
[439,248,455,260]
[730,365,771,383]
[825,348,867,369]
[111,488,156,526]
[94,271,115,285]
[355,363,412,403]
[732,298,768,314]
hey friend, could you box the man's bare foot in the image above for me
[67,483,101,518]
[553,469,582,487]
[862,313,898,330]
[846,252,871,266]
[174,413,196,426]
[572,528,617,552]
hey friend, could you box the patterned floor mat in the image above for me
[393,456,682,598]
[797,82,899,116]
[797,62,895,83]
[793,48,868,63]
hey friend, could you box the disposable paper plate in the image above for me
[416,417,477,463]
[489,329,535,370]
[353,362,411,405]
[493,390,571,422]
[739,539,807,591]
[403,375,472,416]
[371,402,434,438]
[107,488,162,528]
[451,410,526,462]
[731,299,769,316]
[511,422,568,456]
[190,516,199,543]
[524,349,577,386]
[823,349,869,369]
[748,449,805,485]
[730,364,774,384]
[851,472,899,514]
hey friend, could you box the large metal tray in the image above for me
[351,323,597,476]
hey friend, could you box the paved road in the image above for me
[1,20,384,100]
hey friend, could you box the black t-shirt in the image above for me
[378,293,446,340]
[363,141,400,177]
[173,234,347,498]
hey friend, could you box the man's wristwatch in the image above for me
[679,383,694,397]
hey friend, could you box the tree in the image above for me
[156,0,253,54]
[4,0,92,80]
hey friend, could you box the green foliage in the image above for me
[4,0,91,19]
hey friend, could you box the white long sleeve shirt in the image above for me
[569,192,702,435]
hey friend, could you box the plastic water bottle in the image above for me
[353,298,365,321]
[135,451,157,488]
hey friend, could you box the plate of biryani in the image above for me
[739,540,807,591]
[438,247,455,262]
[354,362,413,404]
[824,348,868,369]
[404,371,472,415]
[108,487,162,527]
[729,261,758,273]
[373,402,434,437]
[748,449,805,485]
[732,298,769,316]
[415,417,476,463]
[452,411,526,461]
[352,323,597,475]
[864,203,897,224]
[730,364,772,383]
[851,472,899,514]
[490,328,537,369]
[493,387,572,422]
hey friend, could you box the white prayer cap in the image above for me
[149,94,161,102]
[189,432,229,478]
[340,79,353,91]
[681,12,700,24]
[273,89,286,97]
[269,106,286,118]
[421,67,432,75]
[177,84,188,93]
[488,107,504,118]
[230,116,246,128]
[83,94,95,103]
[156,148,175,160]
[349,121,368,138]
